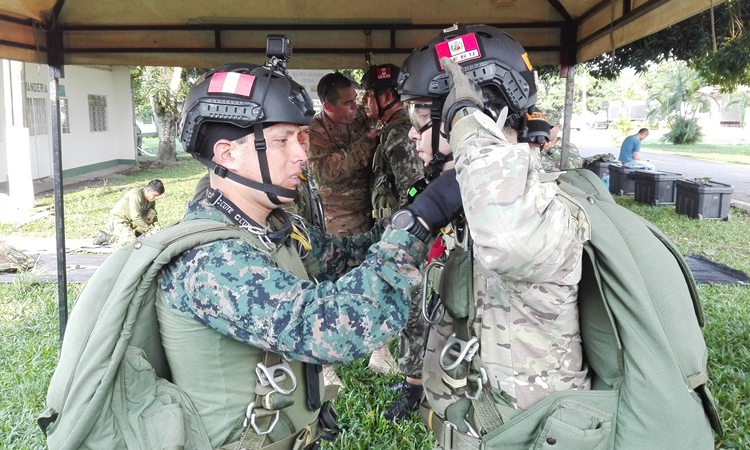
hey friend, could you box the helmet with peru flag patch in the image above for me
[179,62,315,159]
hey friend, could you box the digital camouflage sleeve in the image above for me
[158,202,428,364]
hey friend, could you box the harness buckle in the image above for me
[256,360,298,395]
[439,334,479,371]
[243,403,279,435]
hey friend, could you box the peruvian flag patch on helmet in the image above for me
[435,33,481,67]
[377,66,392,79]
[208,72,256,97]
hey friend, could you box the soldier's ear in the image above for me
[212,139,237,166]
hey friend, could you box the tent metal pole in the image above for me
[47,26,68,344]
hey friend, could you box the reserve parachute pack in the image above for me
[420,168,721,450]
[38,218,335,449]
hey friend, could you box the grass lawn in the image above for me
[643,142,750,165]
[1,159,748,449]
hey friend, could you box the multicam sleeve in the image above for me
[307,135,378,184]
[159,227,427,364]
[449,111,587,283]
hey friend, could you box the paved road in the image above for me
[575,143,750,208]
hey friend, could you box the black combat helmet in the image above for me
[397,24,538,179]
[178,61,315,204]
[179,62,314,159]
[397,24,537,121]
[361,63,402,119]
[360,64,400,91]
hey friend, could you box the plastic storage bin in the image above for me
[608,164,638,196]
[633,170,682,206]
[583,160,611,181]
[675,179,734,220]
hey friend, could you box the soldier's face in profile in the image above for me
[405,100,452,166]
[325,85,359,124]
[362,90,379,120]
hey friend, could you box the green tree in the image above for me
[131,67,205,165]
[644,61,709,144]
[588,0,750,92]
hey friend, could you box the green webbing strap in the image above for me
[468,387,504,436]
[419,403,481,450]
[439,242,477,397]
[223,421,322,450]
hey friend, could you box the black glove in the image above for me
[409,169,463,231]
[441,57,484,135]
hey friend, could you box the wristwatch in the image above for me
[391,208,431,243]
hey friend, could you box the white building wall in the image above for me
[0,61,136,201]
[59,65,137,172]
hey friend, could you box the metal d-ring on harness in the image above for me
[434,220,488,400]
[243,357,299,436]
[421,260,446,324]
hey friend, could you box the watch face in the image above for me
[391,210,415,230]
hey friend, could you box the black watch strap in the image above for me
[391,209,431,243]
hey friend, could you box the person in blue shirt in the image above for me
[618,128,655,171]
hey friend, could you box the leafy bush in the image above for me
[662,116,704,144]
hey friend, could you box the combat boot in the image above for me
[367,344,398,375]
[384,382,423,421]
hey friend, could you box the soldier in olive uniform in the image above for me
[307,72,379,236]
[106,179,164,246]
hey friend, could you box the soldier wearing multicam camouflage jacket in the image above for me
[308,72,379,236]
[397,25,591,433]
[164,60,439,449]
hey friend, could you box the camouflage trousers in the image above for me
[107,217,137,247]
[397,286,430,379]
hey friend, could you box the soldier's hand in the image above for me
[441,57,484,134]
[409,169,462,232]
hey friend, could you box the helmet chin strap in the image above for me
[376,93,400,120]
[424,101,453,181]
[195,142,297,206]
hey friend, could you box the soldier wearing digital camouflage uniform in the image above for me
[397,25,591,446]
[361,63,434,417]
[157,56,464,449]
[307,72,379,236]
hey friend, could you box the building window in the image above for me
[88,94,108,132]
[60,97,70,134]
[24,97,49,136]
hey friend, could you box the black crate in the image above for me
[583,160,611,180]
[675,179,734,220]
[633,170,682,206]
[608,164,638,196]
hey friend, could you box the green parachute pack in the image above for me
[37,218,335,449]
[420,168,722,450]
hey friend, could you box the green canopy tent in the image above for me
[0,0,725,340]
